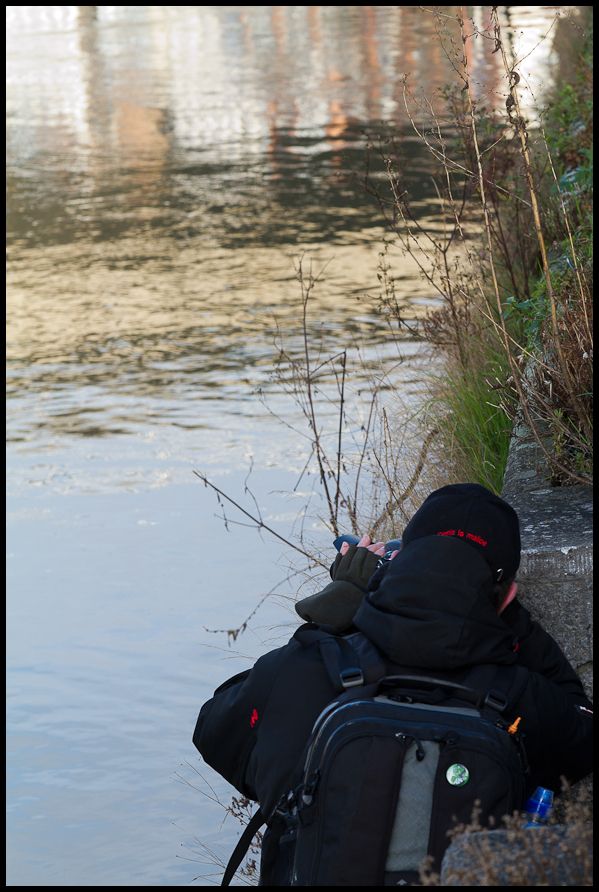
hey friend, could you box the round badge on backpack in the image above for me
[446,763,470,786]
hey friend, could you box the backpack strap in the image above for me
[221,808,265,886]
[293,623,386,692]
[464,663,529,716]
[293,625,530,713]
[223,627,383,885]
[467,663,531,777]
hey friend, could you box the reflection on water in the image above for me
[7,5,569,446]
[6,5,576,887]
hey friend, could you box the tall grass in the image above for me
[370,7,593,491]
[428,348,514,494]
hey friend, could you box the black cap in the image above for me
[402,483,521,582]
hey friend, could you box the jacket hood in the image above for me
[353,535,517,669]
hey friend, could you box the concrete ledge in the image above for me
[501,417,593,699]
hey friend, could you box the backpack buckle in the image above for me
[340,667,364,688]
[484,689,508,712]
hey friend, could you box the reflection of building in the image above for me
[6,7,91,168]
[7,6,567,183]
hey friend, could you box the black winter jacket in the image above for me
[194,536,593,832]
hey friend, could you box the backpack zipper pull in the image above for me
[300,770,320,807]
[395,733,426,761]
[414,737,426,761]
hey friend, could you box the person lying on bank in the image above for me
[193,483,593,885]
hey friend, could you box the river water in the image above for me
[6,6,571,886]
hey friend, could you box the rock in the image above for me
[440,825,592,886]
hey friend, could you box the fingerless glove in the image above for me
[295,545,380,632]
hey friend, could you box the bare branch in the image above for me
[193,470,327,569]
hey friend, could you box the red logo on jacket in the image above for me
[250,708,259,728]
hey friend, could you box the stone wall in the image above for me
[438,418,593,885]
[501,418,593,699]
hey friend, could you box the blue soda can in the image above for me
[523,786,554,827]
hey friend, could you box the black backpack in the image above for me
[222,626,530,887]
